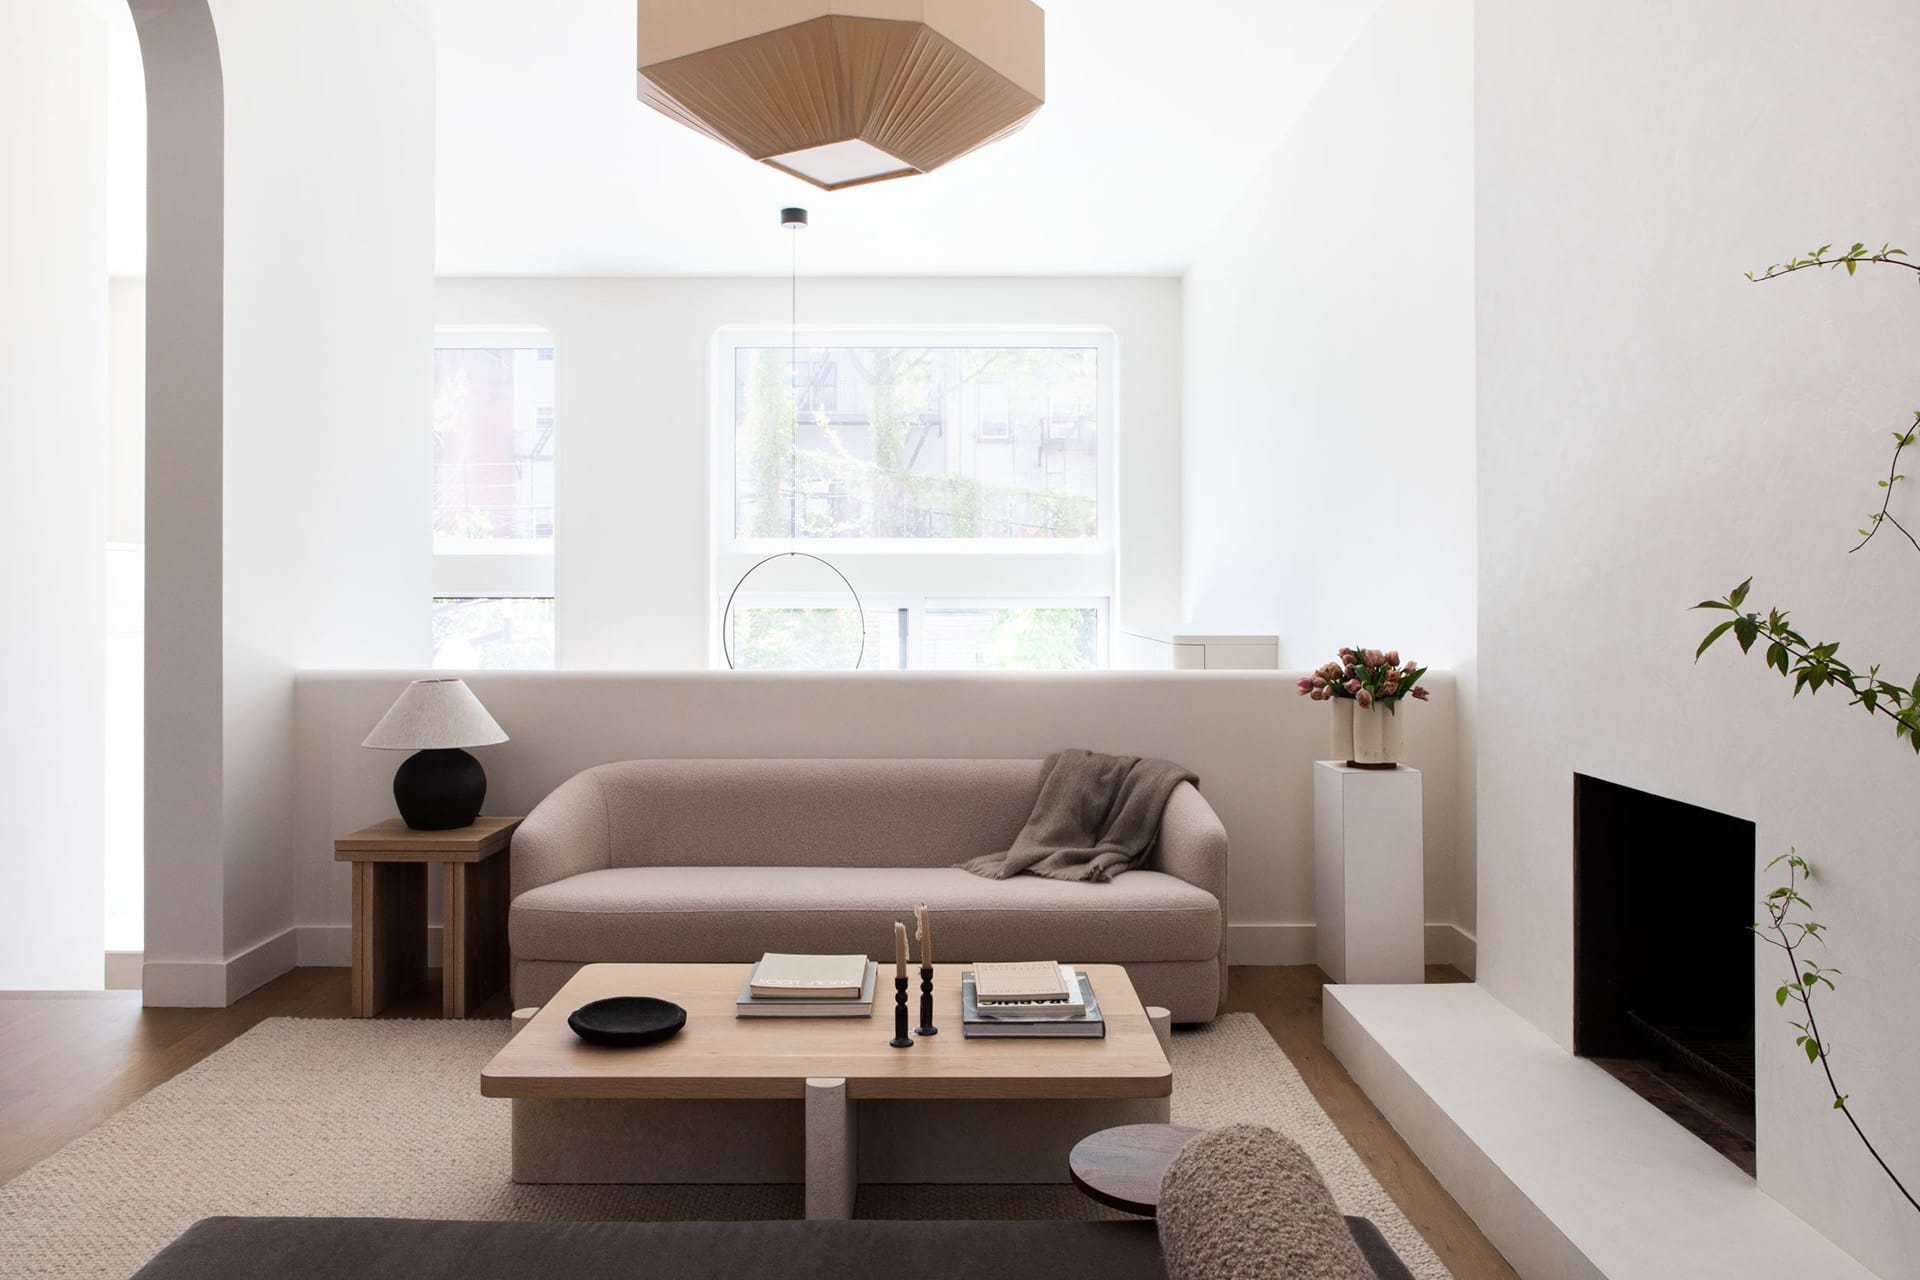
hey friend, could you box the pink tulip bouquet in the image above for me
[1295,647,1429,710]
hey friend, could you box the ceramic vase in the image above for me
[1329,698,1355,763]
[1349,702,1404,768]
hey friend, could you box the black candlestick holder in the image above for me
[890,975,913,1048]
[914,964,938,1036]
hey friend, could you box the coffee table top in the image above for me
[481,962,1170,1102]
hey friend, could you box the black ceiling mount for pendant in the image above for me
[719,207,866,671]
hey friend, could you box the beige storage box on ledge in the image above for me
[507,758,1228,1023]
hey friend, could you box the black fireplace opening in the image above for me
[1573,773,1757,1173]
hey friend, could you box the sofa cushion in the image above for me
[511,865,1222,965]
[594,758,1047,870]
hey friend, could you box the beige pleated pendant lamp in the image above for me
[635,0,1045,191]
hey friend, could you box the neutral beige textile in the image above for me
[962,749,1198,883]
[1159,1124,1374,1280]
[514,759,1049,895]
[510,866,1221,964]
[0,1016,1451,1280]
[507,758,1229,1021]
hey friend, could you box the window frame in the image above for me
[727,591,1110,671]
[709,325,1119,668]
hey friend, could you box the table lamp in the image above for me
[361,678,509,830]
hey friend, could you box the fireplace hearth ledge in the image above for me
[1323,983,1878,1279]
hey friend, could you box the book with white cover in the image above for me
[737,960,877,1018]
[971,959,1072,1003]
[972,965,1086,1018]
[961,970,1105,1038]
[749,953,870,999]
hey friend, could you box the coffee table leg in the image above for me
[804,1077,856,1219]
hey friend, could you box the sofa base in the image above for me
[513,956,1224,1024]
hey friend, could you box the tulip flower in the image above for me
[1355,688,1374,709]
[1411,686,1430,701]
[1384,650,1400,667]
[1344,678,1362,694]
[1363,649,1385,668]
[1297,677,1315,694]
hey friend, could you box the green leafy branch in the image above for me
[1756,852,1918,1212]
[1694,578,1920,754]
[1691,238,1920,1216]
[1747,241,1916,282]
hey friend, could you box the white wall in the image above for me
[0,0,110,990]
[1181,0,1477,937]
[290,669,1465,969]
[435,276,1184,669]
[139,0,436,1005]
[1476,1,1920,1271]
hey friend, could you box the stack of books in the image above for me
[962,960,1105,1038]
[735,953,878,1018]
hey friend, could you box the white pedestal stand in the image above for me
[1313,761,1424,983]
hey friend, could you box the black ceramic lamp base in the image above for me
[393,747,487,830]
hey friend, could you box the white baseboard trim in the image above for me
[104,951,144,991]
[1229,921,1477,973]
[1425,922,1478,977]
[295,924,443,969]
[285,922,1467,978]
[142,929,299,1007]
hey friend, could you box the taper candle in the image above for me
[894,921,908,979]
[915,903,932,967]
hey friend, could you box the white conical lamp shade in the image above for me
[362,678,508,751]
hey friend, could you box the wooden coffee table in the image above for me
[482,962,1172,1218]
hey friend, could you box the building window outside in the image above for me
[433,333,556,668]
[714,329,1116,670]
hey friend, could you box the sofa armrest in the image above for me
[510,768,613,901]
[1151,780,1227,905]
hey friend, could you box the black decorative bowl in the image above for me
[567,996,687,1047]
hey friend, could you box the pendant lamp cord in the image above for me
[789,224,799,547]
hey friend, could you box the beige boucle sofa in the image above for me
[509,758,1228,1022]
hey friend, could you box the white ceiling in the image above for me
[109,1,1381,278]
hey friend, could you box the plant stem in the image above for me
[1767,881,1920,1212]
[1852,425,1920,555]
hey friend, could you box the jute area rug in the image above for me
[0,1013,1449,1279]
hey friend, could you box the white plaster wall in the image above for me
[434,276,1184,669]
[108,278,145,545]
[1181,0,1476,937]
[1476,1,1920,1270]
[0,0,110,989]
[291,670,1463,968]
[214,0,436,978]
[140,0,435,1004]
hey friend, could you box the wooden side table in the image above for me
[1068,1123,1203,1216]
[334,815,522,1018]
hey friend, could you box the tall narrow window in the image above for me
[713,328,1115,669]
[433,334,556,668]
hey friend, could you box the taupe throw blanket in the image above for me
[962,748,1199,883]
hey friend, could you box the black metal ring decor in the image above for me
[720,550,867,671]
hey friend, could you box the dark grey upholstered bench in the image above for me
[131,1215,1418,1279]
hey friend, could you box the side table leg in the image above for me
[804,1077,856,1220]
[354,860,427,1017]
[444,854,511,1018]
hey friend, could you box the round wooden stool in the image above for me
[1068,1123,1203,1217]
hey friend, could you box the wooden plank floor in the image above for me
[0,965,1515,1278]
